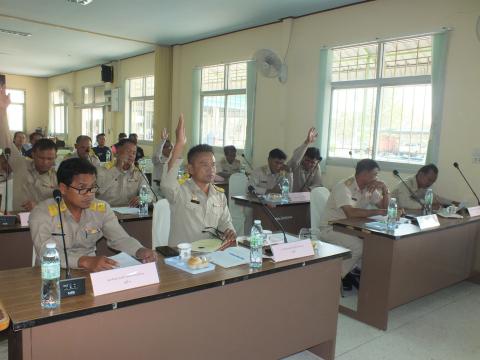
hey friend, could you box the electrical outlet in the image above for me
[472,148,480,164]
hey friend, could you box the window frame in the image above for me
[326,36,434,172]
[81,85,106,140]
[199,62,248,150]
[50,90,67,136]
[126,75,154,144]
[6,88,26,133]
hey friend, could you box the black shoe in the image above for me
[345,272,360,290]
[342,277,353,291]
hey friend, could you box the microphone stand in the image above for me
[453,162,480,205]
[3,149,10,215]
[241,153,254,171]
[135,163,158,203]
[393,170,425,211]
[248,186,287,243]
[54,195,70,279]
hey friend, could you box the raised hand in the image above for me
[161,127,169,141]
[305,127,318,144]
[0,87,11,112]
[175,114,187,147]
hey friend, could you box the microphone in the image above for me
[348,150,356,168]
[248,185,287,243]
[453,162,480,205]
[241,153,254,170]
[135,163,158,203]
[392,170,424,208]
[52,190,86,297]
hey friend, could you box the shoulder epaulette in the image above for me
[344,177,354,186]
[89,200,106,212]
[48,204,58,217]
[213,184,225,193]
[104,160,116,169]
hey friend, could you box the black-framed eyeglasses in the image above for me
[68,184,99,195]
[202,227,225,241]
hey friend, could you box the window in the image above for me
[51,90,67,135]
[200,62,248,149]
[126,76,154,141]
[81,85,105,139]
[327,36,433,165]
[6,89,25,132]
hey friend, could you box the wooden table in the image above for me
[232,195,310,235]
[332,215,480,330]
[0,211,153,271]
[2,243,350,360]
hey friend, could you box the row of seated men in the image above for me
[0,88,455,283]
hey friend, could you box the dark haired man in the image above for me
[64,135,100,166]
[92,133,112,162]
[287,127,323,192]
[129,133,145,162]
[0,87,57,211]
[29,158,157,272]
[391,164,456,209]
[320,159,390,283]
[248,148,293,195]
[161,115,236,248]
[219,145,242,177]
[24,132,43,158]
[96,139,152,207]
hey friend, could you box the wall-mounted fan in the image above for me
[253,49,288,84]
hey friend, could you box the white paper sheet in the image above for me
[112,207,139,215]
[109,252,142,268]
[208,247,251,268]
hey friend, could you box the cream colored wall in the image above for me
[5,74,48,134]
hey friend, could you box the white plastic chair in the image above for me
[310,187,330,240]
[228,173,249,236]
[152,199,170,248]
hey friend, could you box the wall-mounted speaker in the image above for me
[101,65,114,83]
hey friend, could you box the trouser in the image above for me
[320,227,363,278]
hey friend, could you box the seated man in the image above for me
[92,133,112,162]
[96,139,152,207]
[111,132,127,155]
[0,88,57,211]
[23,132,43,158]
[64,135,100,166]
[129,133,145,162]
[218,145,242,177]
[161,115,236,248]
[320,159,389,285]
[13,131,27,156]
[287,127,323,192]
[392,164,456,210]
[248,148,293,194]
[152,128,172,190]
[29,158,157,272]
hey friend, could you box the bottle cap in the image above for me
[46,243,56,249]
[254,219,261,225]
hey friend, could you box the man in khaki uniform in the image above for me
[392,164,455,210]
[30,158,157,272]
[63,135,101,167]
[96,139,151,207]
[0,88,58,211]
[287,127,323,192]
[248,148,293,195]
[161,115,236,248]
[218,145,242,177]
[320,159,390,280]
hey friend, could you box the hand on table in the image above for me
[78,256,118,272]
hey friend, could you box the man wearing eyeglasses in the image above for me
[161,115,236,249]
[29,158,157,272]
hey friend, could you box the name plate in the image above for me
[90,262,159,296]
[271,239,314,262]
[416,214,440,230]
[467,206,480,217]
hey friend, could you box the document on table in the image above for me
[209,247,251,268]
[109,252,142,268]
[112,207,139,215]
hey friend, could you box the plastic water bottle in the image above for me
[424,188,433,215]
[280,176,290,203]
[386,197,398,232]
[105,150,111,162]
[250,220,264,269]
[41,243,61,309]
[139,184,149,217]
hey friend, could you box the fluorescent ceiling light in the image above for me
[0,28,32,37]
[66,0,94,5]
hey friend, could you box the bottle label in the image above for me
[42,263,60,280]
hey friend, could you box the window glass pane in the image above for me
[53,91,64,105]
[227,63,247,90]
[375,84,431,164]
[94,86,105,103]
[82,109,92,137]
[7,104,23,131]
[92,107,104,139]
[130,100,145,139]
[201,65,225,91]
[6,89,25,103]
[143,100,154,141]
[383,36,432,78]
[328,87,377,159]
[224,95,247,149]
[332,44,378,82]
[84,87,93,104]
[54,106,65,134]
[130,78,144,97]
[145,76,154,97]
[201,96,225,146]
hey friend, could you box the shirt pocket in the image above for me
[83,225,104,244]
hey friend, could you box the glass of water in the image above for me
[298,228,312,240]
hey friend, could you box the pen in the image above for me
[227,251,245,261]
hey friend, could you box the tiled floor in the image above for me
[1,281,479,360]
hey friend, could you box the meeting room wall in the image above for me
[171,0,480,203]
[3,74,48,136]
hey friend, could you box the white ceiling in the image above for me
[0,0,365,77]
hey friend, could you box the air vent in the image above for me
[0,28,32,37]
[66,0,94,5]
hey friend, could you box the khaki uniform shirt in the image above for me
[287,142,322,192]
[322,176,383,228]
[219,158,241,175]
[248,165,293,195]
[161,159,234,247]
[391,176,451,209]
[63,150,101,167]
[96,160,151,207]
[29,198,143,268]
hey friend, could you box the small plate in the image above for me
[191,239,222,253]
